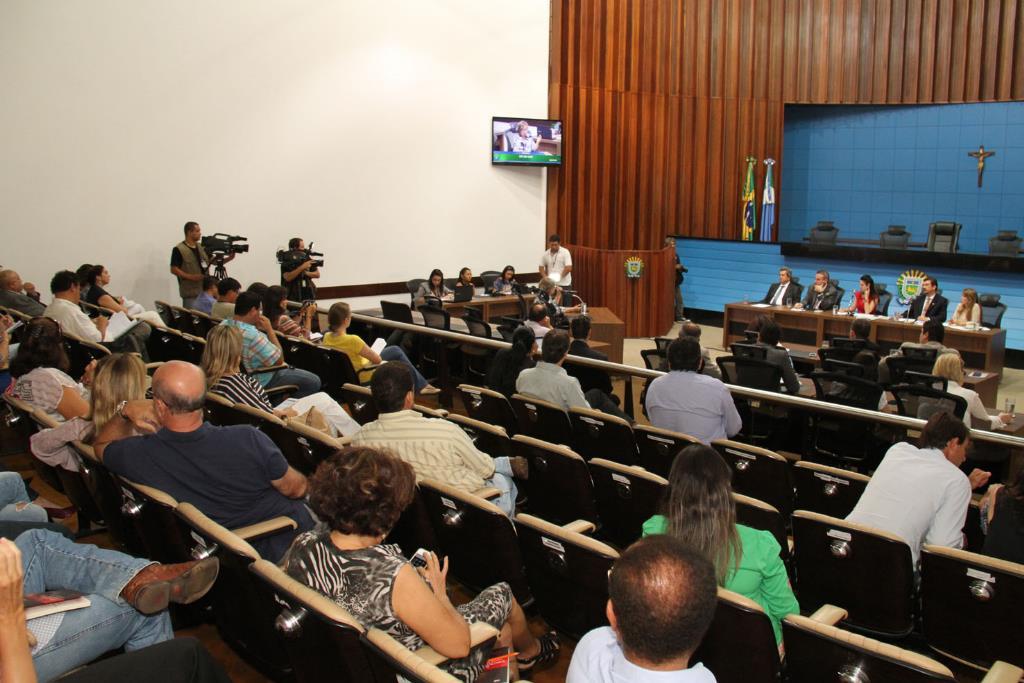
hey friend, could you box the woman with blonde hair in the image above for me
[642,444,798,645]
[201,325,359,437]
[931,353,1010,429]
[950,288,982,326]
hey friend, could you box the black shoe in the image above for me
[517,631,560,672]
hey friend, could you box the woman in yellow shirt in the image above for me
[322,302,439,395]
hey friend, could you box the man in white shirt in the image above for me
[43,270,150,359]
[524,303,552,341]
[761,267,800,307]
[847,412,990,566]
[567,535,718,683]
[539,234,573,287]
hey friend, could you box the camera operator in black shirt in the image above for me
[279,238,322,301]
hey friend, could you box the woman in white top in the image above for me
[931,354,1010,429]
[10,317,92,422]
[950,288,982,326]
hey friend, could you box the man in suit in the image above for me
[756,319,802,394]
[795,269,839,311]
[761,267,801,307]
[905,276,948,322]
[850,318,882,355]
[566,315,614,396]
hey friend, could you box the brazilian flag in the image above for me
[741,156,756,241]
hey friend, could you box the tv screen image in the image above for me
[492,117,562,166]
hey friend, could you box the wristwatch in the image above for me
[116,400,129,420]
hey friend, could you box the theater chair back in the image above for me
[117,479,193,565]
[62,333,110,379]
[340,383,379,425]
[793,461,870,519]
[588,458,667,549]
[514,513,618,640]
[568,406,639,465]
[692,588,781,683]
[734,494,791,564]
[634,424,700,477]
[71,440,146,555]
[712,439,794,517]
[792,511,915,636]
[417,479,532,606]
[510,393,574,446]
[445,414,515,461]
[259,414,345,476]
[512,434,598,525]
[385,486,440,558]
[455,384,518,435]
[920,545,1024,672]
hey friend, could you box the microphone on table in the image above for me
[572,294,588,316]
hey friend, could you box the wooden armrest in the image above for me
[356,363,381,377]
[777,450,801,463]
[808,604,848,626]
[265,385,299,397]
[145,362,164,371]
[411,622,500,666]
[252,363,288,374]
[231,516,298,542]
[981,662,1024,683]
[472,486,501,500]
[562,520,596,535]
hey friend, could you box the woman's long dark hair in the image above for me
[486,326,536,395]
[10,317,70,377]
[264,285,289,329]
[500,265,516,282]
[860,274,878,302]
[85,265,105,288]
[427,268,445,296]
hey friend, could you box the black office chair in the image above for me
[730,343,768,360]
[808,371,886,468]
[379,300,414,324]
[891,384,968,421]
[820,358,865,377]
[478,270,501,294]
[830,337,865,354]
[988,230,1021,256]
[830,279,845,305]
[809,221,838,245]
[979,293,1007,329]
[879,225,910,248]
[404,278,426,305]
[927,221,962,253]
[902,346,939,373]
[716,356,783,392]
[639,348,666,371]
[902,371,947,392]
[876,283,893,315]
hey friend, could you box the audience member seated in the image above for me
[847,412,990,566]
[567,535,717,682]
[761,267,800,307]
[878,319,959,384]
[524,303,552,341]
[492,265,518,295]
[931,354,1010,430]
[453,267,474,290]
[414,269,451,305]
[794,269,838,311]
[10,317,91,423]
[646,338,740,444]
[0,313,15,393]
[219,292,321,398]
[245,281,269,299]
[0,473,47,526]
[516,330,629,421]
[950,287,982,326]
[849,318,880,354]
[0,270,45,317]
[840,274,878,315]
[97,361,314,562]
[979,471,1024,564]
[264,285,314,340]
[904,275,948,322]
[566,315,617,400]
[485,326,536,398]
[285,447,557,681]
[756,320,801,394]
[679,321,722,380]
[0,530,218,682]
[81,264,165,327]
[192,276,219,315]
[536,277,581,319]
[322,302,438,395]
[351,363,523,514]
[642,444,798,644]
[44,270,150,360]
[210,277,240,320]
[201,325,360,437]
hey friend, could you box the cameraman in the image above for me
[280,237,320,301]
[170,221,233,308]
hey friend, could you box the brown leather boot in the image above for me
[120,557,220,614]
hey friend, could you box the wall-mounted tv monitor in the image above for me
[492,116,563,166]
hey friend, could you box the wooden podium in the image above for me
[565,244,675,337]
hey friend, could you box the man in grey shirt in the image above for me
[0,270,45,316]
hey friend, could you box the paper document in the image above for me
[308,332,323,341]
[105,311,140,341]
[750,303,770,308]
[371,338,387,355]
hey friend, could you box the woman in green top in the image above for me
[642,444,799,645]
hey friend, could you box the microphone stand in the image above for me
[572,294,588,316]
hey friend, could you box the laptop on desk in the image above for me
[452,286,474,303]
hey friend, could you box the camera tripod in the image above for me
[209,254,230,279]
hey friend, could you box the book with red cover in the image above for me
[24,590,91,619]
[475,647,513,683]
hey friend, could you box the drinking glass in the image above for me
[1004,397,1016,415]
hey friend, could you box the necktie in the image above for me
[771,284,785,306]
[923,296,933,314]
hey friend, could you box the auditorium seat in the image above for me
[729,342,768,361]
[153,300,174,327]
[734,494,790,563]
[455,384,518,435]
[282,339,375,398]
[405,279,427,305]
[145,325,205,365]
[634,424,700,477]
[70,439,146,555]
[568,406,638,465]
[514,513,618,640]
[417,479,533,606]
[588,458,667,549]
[792,461,870,519]
[478,270,501,294]
[639,348,666,371]
[269,419,346,476]
[164,304,193,334]
[902,370,948,392]
[927,221,962,253]
[380,299,415,325]
[385,486,440,558]
[716,356,782,392]
[791,510,915,636]
[809,221,838,244]
[203,392,264,427]
[711,439,794,517]
[510,393,574,446]
[808,371,886,469]
[891,384,968,421]
[830,279,845,304]
[187,308,215,338]
[512,434,598,525]
[339,383,379,424]
[2,396,64,493]
[116,478,198,565]
[62,332,110,379]
[920,545,1024,672]
[445,414,515,460]
[979,293,1008,329]
[880,224,911,248]
[691,588,781,683]
[988,230,1021,257]
[877,282,893,315]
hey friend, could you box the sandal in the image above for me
[517,630,560,672]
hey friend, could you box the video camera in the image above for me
[201,233,250,257]
[277,242,325,271]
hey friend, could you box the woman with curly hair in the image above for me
[285,447,559,680]
[10,317,91,422]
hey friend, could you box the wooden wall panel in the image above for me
[549,0,1024,250]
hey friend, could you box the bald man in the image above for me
[0,269,45,316]
[97,361,313,562]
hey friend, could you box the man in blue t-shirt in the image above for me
[98,361,313,562]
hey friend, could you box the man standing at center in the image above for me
[539,234,573,288]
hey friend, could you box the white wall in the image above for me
[0,1,550,309]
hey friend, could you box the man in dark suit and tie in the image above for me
[761,267,801,307]
[905,276,948,322]
[795,269,839,311]
[566,315,614,396]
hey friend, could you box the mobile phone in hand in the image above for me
[410,548,431,568]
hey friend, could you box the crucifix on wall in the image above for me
[968,145,996,187]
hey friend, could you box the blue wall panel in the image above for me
[677,238,1024,350]
[780,103,1024,253]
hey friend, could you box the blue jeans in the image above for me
[381,345,429,391]
[17,529,173,682]
[0,472,47,523]
[268,367,322,399]
[488,457,518,516]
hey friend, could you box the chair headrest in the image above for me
[813,223,836,232]
[978,293,1001,306]
[875,283,887,292]
[931,222,957,235]
[885,225,907,235]
[995,230,1019,241]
